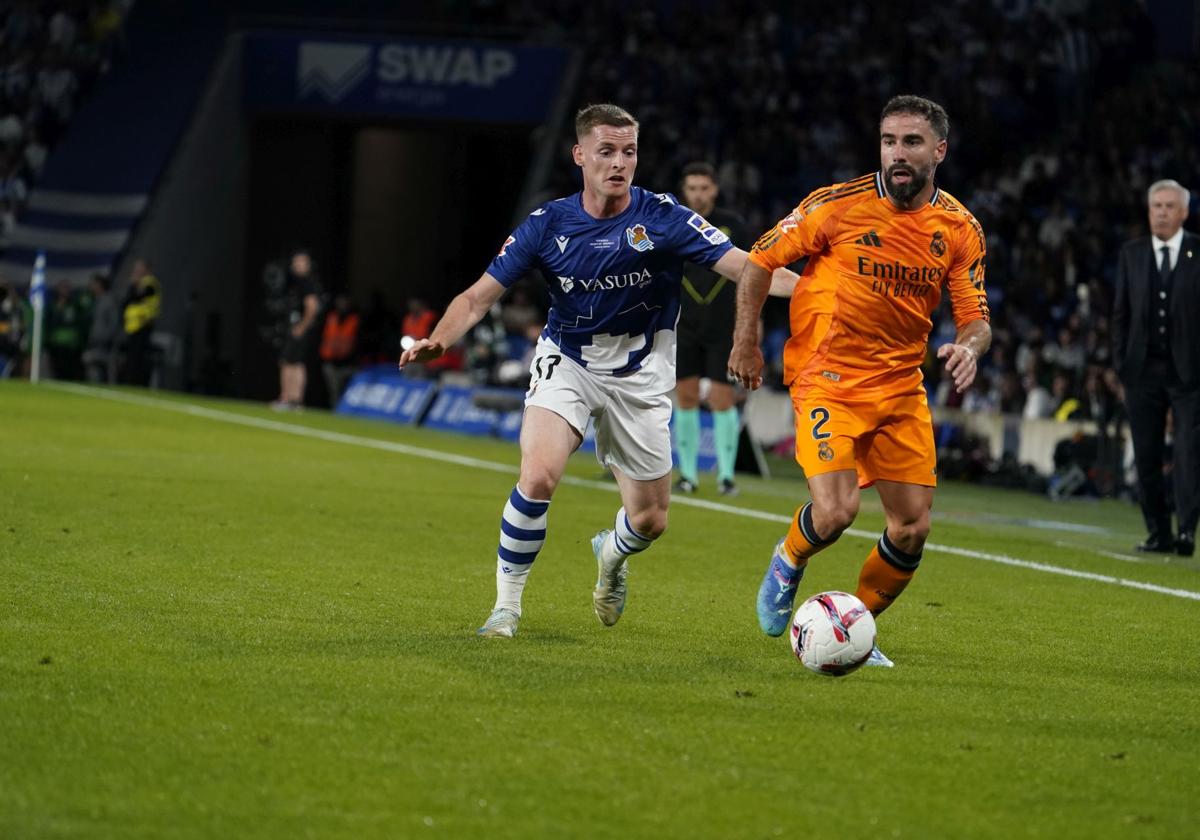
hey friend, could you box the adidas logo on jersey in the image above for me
[855,230,883,247]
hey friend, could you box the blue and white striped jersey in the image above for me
[487,186,733,389]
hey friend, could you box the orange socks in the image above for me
[781,502,834,568]
[781,510,924,616]
[856,530,922,615]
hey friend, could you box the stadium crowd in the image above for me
[528,0,1198,432]
[0,0,131,378]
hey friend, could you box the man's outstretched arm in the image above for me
[398,273,507,368]
[712,248,798,298]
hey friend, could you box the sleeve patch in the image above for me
[686,212,730,245]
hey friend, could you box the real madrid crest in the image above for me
[817,441,835,462]
[929,230,946,257]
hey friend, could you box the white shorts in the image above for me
[524,339,673,481]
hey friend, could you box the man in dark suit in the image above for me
[1113,179,1199,556]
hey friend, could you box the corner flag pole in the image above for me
[29,251,45,383]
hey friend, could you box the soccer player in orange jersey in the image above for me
[729,96,992,667]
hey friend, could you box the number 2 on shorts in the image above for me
[809,407,831,440]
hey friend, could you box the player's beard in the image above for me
[885,164,930,203]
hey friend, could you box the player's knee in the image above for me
[518,466,559,501]
[891,514,930,553]
[628,507,668,540]
[813,496,858,537]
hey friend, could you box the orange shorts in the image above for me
[790,386,937,488]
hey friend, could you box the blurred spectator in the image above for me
[47,7,78,51]
[0,280,26,376]
[272,249,321,410]
[961,371,1000,414]
[90,2,125,45]
[465,302,509,385]
[121,258,160,387]
[0,153,28,205]
[997,371,1025,415]
[35,49,77,126]
[319,292,359,405]
[1042,326,1086,379]
[495,322,543,387]
[0,199,15,247]
[499,286,540,335]
[0,109,23,146]
[1022,372,1056,420]
[23,127,47,177]
[82,272,118,383]
[1038,199,1076,251]
[1050,372,1084,421]
[401,297,436,343]
[45,279,86,380]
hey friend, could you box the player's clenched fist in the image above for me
[398,339,445,369]
[727,340,764,391]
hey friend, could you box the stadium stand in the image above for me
[495,1,1197,497]
[0,0,221,285]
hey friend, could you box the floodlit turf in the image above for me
[2,380,1198,839]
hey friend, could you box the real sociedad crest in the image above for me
[625,224,654,252]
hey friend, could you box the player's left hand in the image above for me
[937,343,978,393]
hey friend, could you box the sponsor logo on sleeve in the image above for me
[780,211,801,232]
[686,213,731,245]
[498,235,515,257]
[625,224,655,252]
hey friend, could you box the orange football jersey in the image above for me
[749,172,989,400]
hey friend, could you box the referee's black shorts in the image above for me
[676,316,734,381]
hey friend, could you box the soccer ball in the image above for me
[789,591,876,677]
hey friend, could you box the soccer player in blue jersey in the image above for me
[400,104,795,638]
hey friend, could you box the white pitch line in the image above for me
[48,383,1200,603]
[1053,539,1158,566]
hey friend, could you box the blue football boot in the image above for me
[756,538,804,636]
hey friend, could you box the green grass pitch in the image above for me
[2,380,1198,839]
